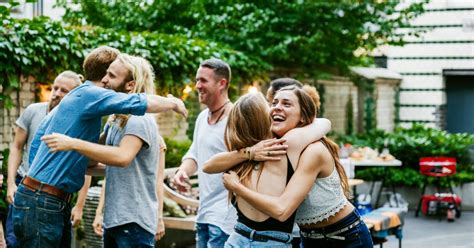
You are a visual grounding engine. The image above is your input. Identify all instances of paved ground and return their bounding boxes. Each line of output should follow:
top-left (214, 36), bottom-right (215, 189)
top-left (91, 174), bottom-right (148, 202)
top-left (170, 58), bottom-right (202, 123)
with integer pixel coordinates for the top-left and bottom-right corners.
top-left (382, 211), bottom-right (474, 248)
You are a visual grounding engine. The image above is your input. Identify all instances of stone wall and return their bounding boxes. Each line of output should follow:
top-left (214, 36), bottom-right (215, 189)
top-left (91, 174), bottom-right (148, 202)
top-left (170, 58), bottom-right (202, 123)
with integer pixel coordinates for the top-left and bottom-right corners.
top-left (318, 77), bottom-right (358, 134)
top-left (375, 79), bottom-right (400, 132)
top-left (1, 76), bottom-right (36, 151)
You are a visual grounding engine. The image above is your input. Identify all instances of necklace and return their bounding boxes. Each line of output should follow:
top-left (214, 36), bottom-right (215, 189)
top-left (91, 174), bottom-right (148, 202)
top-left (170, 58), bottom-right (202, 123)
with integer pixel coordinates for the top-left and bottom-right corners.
top-left (208, 100), bottom-right (230, 124)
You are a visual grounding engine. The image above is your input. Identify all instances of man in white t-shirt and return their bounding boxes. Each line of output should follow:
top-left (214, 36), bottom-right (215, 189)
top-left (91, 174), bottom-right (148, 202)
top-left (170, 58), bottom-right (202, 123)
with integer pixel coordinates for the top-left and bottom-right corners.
top-left (173, 58), bottom-right (237, 247)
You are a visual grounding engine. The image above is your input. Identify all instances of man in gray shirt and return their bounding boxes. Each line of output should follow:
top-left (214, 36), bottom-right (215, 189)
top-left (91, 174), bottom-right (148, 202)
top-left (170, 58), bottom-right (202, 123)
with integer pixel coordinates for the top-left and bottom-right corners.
top-left (5, 71), bottom-right (91, 247)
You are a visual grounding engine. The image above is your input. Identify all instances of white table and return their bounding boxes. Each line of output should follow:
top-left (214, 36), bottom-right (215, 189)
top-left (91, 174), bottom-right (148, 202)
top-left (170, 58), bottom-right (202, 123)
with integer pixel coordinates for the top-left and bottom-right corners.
top-left (350, 159), bottom-right (403, 207)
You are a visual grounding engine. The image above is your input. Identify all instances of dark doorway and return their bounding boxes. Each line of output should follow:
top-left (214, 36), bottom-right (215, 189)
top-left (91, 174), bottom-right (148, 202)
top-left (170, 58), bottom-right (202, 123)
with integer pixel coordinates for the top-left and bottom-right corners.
top-left (445, 74), bottom-right (474, 134)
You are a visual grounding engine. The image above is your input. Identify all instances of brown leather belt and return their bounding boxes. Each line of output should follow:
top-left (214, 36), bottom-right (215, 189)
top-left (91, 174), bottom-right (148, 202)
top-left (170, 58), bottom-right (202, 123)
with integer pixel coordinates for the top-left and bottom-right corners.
top-left (22, 176), bottom-right (72, 203)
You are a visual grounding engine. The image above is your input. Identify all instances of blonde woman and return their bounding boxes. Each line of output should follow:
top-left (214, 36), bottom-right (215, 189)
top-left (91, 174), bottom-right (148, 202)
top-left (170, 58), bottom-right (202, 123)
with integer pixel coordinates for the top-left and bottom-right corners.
top-left (42, 54), bottom-right (166, 247)
top-left (203, 92), bottom-right (331, 247)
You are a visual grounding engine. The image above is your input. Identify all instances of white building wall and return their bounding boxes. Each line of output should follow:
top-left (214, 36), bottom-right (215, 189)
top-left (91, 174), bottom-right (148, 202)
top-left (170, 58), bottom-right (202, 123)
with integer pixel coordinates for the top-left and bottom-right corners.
top-left (382, 0), bottom-right (474, 128)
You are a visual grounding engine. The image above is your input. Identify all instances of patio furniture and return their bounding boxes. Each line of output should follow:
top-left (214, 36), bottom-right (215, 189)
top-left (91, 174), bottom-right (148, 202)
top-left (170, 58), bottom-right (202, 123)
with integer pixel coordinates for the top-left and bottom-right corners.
top-left (352, 159), bottom-right (402, 207)
top-left (163, 168), bottom-right (198, 231)
top-left (362, 207), bottom-right (405, 248)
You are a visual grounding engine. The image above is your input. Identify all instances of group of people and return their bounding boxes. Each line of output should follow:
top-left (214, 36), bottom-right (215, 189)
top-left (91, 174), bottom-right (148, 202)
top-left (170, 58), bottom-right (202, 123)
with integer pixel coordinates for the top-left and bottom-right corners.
top-left (4, 44), bottom-right (373, 248)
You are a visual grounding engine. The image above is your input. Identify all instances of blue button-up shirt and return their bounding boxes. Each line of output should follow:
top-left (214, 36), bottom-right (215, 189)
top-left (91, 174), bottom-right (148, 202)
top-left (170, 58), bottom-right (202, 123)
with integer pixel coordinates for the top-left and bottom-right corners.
top-left (28, 81), bottom-right (148, 192)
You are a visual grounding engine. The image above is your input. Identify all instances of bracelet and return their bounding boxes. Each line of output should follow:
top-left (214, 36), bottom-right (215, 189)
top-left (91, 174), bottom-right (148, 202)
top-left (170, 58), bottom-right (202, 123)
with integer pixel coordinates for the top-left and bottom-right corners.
top-left (241, 147), bottom-right (254, 161)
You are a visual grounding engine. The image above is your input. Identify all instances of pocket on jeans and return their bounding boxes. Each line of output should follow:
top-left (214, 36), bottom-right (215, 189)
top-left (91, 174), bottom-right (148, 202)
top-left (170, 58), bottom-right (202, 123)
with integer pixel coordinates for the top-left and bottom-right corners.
top-left (37, 206), bottom-right (66, 243)
top-left (37, 197), bottom-right (65, 213)
top-left (12, 202), bottom-right (34, 240)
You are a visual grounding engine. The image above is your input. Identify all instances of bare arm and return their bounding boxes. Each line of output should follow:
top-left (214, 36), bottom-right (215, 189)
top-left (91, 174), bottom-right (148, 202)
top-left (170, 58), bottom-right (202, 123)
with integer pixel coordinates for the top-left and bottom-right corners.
top-left (155, 140), bottom-right (166, 241)
top-left (223, 143), bottom-right (325, 222)
top-left (146, 94), bottom-right (188, 118)
top-left (7, 127), bottom-right (27, 204)
top-left (284, 118), bottom-right (331, 166)
top-left (71, 175), bottom-right (92, 227)
top-left (203, 118), bottom-right (330, 174)
top-left (93, 181), bottom-right (106, 237)
top-left (203, 138), bottom-right (288, 174)
top-left (42, 133), bottom-right (143, 167)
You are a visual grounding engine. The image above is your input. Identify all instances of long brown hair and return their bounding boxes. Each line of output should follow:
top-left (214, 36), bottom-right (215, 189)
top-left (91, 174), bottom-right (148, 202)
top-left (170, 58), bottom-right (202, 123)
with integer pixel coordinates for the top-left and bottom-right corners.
top-left (224, 93), bottom-right (272, 193)
top-left (279, 85), bottom-right (351, 199)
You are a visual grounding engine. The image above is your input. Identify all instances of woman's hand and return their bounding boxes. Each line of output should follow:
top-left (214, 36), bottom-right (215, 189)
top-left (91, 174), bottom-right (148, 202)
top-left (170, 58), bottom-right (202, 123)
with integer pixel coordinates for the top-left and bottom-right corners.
top-left (251, 138), bottom-right (288, 161)
top-left (41, 133), bottom-right (76, 152)
top-left (223, 171), bottom-right (241, 192)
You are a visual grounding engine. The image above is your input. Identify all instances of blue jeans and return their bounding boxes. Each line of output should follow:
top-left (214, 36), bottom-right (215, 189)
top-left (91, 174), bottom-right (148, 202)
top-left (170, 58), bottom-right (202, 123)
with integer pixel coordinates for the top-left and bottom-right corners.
top-left (11, 184), bottom-right (72, 248)
top-left (300, 210), bottom-right (373, 248)
top-left (6, 176), bottom-right (22, 248)
top-left (196, 223), bottom-right (229, 248)
top-left (103, 222), bottom-right (154, 248)
top-left (225, 222), bottom-right (292, 248)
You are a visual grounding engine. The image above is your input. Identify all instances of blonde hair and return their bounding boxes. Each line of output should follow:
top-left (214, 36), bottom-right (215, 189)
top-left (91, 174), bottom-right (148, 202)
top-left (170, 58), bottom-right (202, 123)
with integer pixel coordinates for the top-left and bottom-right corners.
top-left (56, 70), bottom-right (83, 87)
top-left (111, 54), bottom-right (156, 127)
top-left (225, 93), bottom-right (272, 198)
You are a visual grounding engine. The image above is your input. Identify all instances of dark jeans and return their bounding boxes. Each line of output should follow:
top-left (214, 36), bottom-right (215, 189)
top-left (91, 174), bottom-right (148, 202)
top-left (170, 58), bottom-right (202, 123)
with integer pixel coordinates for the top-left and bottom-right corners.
top-left (11, 184), bottom-right (72, 248)
top-left (300, 210), bottom-right (373, 248)
top-left (6, 176), bottom-right (22, 248)
top-left (103, 222), bottom-right (155, 248)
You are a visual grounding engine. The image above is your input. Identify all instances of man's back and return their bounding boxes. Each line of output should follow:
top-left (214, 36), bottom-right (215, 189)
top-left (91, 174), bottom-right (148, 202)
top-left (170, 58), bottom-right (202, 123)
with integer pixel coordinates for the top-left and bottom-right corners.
top-left (28, 81), bottom-right (147, 192)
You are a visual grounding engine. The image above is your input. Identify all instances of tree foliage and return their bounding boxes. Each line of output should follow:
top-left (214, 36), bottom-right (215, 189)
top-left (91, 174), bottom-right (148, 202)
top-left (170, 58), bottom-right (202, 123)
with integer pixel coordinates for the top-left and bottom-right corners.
top-left (57, 0), bottom-right (427, 71)
top-left (0, 2), bottom-right (268, 107)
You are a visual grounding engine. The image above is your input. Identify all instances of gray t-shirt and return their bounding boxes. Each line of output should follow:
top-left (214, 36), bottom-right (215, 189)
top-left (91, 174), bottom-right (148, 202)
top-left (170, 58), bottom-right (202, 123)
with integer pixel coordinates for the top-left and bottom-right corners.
top-left (103, 114), bottom-right (159, 234)
top-left (15, 102), bottom-right (48, 177)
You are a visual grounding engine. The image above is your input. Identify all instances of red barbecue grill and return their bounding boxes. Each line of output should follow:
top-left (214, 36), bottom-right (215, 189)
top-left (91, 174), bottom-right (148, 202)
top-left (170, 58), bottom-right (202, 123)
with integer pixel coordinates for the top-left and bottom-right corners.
top-left (415, 157), bottom-right (462, 221)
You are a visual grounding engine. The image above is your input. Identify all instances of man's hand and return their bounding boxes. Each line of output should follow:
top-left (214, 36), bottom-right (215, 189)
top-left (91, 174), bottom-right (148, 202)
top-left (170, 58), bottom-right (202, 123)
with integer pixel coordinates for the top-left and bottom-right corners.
top-left (155, 219), bottom-right (165, 241)
top-left (172, 168), bottom-right (190, 192)
top-left (92, 213), bottom-right (104, 237)
top-left (223, 171), bottom-right (241, 192)
top-left (70, 206), bottom-right (84, 227)
top-left (251, 138), bottom-right (288, 161)
top-left (41, 133), bottom-right (76, 152)
top-left (167, 94), bottom-right (188, 118)
top-left (6, 182), bottom-right (17, 204)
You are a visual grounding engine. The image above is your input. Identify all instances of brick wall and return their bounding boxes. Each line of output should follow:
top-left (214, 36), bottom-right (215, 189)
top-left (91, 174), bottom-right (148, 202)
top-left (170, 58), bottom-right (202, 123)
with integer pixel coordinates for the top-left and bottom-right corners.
top-left (1, 76), bottom-right (36, 151)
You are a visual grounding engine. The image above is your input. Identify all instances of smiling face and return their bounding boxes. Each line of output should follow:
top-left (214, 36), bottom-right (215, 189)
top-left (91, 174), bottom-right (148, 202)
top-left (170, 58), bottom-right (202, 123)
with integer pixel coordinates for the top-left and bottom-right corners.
top-left (195, 66), bottom-right (223, 106)
top-left (101, 59), bottom-right (131, 92)
top-left (270, 90), bottom-right (302, 137)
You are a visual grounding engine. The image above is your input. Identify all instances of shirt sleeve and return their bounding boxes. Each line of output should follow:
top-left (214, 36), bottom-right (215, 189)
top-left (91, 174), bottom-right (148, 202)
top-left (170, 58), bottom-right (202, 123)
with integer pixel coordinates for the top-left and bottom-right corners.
top-left (123, 116), bottom-right (153, 149)
top-left (83, 86), bottom-right (148, 119)
top-left (16, 104), bottom-right (34, 130)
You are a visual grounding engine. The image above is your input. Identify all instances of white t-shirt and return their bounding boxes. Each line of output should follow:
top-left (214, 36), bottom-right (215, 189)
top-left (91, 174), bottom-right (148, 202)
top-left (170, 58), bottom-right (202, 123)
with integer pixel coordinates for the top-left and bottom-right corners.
top-left (182, 109), bottom-right (237, 234)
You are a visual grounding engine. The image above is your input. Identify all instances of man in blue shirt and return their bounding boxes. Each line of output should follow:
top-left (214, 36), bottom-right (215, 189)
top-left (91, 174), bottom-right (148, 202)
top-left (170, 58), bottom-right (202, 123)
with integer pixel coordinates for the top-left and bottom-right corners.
top-left (11, 46), bottom-right (187, 248)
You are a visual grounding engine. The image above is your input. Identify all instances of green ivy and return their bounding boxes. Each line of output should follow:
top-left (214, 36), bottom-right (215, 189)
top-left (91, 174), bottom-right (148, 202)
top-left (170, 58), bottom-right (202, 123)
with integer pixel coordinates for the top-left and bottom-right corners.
top-left (0, 4), bottom-right (269, 108)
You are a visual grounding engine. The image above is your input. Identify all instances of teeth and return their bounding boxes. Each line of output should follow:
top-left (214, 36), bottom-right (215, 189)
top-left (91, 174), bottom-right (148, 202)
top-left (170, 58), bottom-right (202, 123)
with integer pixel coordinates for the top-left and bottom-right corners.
top-left (272, 115), bottom-right (285, 121)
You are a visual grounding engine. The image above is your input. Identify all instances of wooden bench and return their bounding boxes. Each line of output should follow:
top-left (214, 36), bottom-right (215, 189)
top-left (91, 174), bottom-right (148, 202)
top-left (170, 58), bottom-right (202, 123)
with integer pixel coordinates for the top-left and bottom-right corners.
top-left (163, 168), bottom-right (198, 231)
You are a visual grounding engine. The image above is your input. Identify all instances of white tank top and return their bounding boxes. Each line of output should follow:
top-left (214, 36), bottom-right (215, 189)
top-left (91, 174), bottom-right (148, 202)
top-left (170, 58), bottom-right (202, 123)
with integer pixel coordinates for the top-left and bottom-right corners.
top-left (295, 165), bottom-right (349, 225)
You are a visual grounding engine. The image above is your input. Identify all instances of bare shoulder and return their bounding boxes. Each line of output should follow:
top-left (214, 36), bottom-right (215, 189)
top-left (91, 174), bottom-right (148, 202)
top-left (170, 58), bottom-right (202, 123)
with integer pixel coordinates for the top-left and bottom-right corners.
top-left (301, 141), bottom-right (333, 164)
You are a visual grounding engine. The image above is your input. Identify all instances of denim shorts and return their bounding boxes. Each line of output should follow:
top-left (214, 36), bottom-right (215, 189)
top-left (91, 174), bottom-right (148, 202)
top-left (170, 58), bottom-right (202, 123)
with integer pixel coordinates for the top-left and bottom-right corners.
top-left (300, 210), bottom-right (373, 248)
top-left (104, 222), bottom-right (155, 248)
top-left (12, 184), bottom-right (72, 248)
top-left (225, 222), bottom-right (292, 248)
